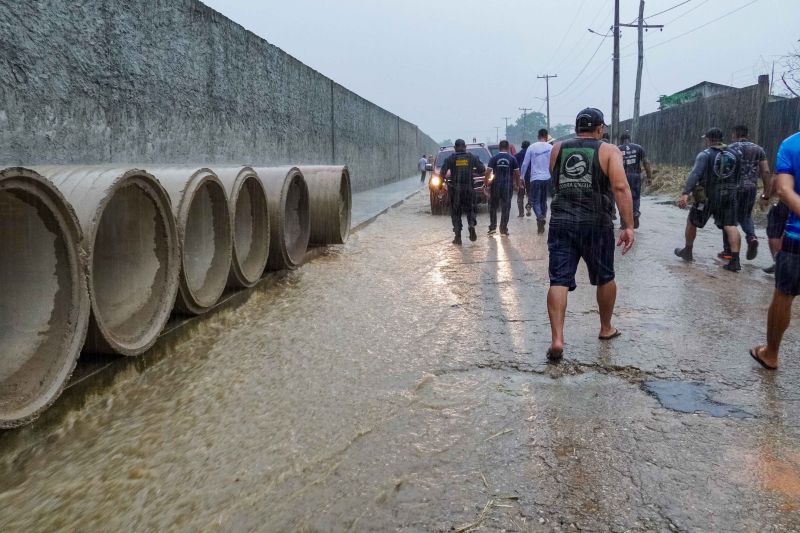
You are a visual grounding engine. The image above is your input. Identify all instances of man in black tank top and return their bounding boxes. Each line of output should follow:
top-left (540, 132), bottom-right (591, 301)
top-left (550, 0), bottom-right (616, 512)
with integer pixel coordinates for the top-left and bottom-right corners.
top-left (545, 108), bottom-right (635, 363)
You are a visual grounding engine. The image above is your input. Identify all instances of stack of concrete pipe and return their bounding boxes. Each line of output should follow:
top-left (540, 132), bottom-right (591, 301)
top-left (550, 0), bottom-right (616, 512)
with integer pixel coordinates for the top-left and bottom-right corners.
top-left (0, 163), bottom-right (351, 428)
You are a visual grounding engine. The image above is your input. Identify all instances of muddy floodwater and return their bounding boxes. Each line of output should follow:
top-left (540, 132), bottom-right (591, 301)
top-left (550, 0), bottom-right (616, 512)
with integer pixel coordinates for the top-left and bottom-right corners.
top-left (2, 192), bottom-right (800, 531)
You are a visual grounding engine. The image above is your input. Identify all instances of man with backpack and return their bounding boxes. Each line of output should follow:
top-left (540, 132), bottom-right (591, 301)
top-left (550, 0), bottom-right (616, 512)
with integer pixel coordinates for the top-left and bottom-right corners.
top-left (674, 128), bottom-right (743, 271)
top-left (618, 133), bottom-right (653, 229)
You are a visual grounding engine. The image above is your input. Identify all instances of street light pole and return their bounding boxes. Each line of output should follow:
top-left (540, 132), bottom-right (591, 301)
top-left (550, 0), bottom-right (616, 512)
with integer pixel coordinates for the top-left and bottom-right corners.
top-left (612, 0), bottom-right (620, 143)
top-left (502, 116), bottom-right (511, 139)
top-left (495, 126), bottom-right (499, 143)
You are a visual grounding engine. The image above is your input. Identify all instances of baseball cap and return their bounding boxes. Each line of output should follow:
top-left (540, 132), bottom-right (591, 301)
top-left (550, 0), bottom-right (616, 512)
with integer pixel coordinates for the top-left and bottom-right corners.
top-left (576, 108), bottom-right (606, 130)
top-left (702, 127), bottom-right (723, 141)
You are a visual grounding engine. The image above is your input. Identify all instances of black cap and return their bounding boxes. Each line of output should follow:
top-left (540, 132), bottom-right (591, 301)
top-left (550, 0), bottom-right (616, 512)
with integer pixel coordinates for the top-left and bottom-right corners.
top-left (454, 139), bottom-right (466, 148)
top-left (702, 127), bottom-right (723, 141)
top-left (576, 108), bottom-right (606, 130)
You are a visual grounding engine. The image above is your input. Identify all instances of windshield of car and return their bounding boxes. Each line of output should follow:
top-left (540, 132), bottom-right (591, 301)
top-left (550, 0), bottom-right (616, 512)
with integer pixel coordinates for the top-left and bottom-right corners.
top-left (434, 150), bottom-right (452, 168)
top-left (488, 146), bottom-right (500, 156)
top-left (468, 147), bottom-right (491, 164)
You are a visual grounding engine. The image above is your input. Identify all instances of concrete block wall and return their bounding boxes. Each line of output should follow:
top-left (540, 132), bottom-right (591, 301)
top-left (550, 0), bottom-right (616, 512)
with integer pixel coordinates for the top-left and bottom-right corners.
top-left (619, 78), bottom-right (773, 166)
top-left (0, 0), bottom-right (438, 192)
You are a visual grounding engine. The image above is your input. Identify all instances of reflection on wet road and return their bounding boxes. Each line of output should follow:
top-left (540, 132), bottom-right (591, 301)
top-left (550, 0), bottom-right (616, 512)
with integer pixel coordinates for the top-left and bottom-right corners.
top-left (2, 193), bottom-right (800, 531)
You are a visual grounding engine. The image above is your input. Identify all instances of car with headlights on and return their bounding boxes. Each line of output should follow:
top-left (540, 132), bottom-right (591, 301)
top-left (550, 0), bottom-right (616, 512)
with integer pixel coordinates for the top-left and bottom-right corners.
top-left (428, 143), bottom-right (492, 215)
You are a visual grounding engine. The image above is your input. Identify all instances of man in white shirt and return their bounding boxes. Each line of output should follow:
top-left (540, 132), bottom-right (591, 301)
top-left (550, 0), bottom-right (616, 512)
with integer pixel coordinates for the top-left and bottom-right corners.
top-left (520, 129), bottom-right (554, 234)
top-left (419, 154), bottom-right (428, 183)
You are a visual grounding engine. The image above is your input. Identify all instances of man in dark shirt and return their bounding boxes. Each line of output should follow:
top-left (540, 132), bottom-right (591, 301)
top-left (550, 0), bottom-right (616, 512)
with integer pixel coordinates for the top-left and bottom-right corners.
top-left (720, 125), bottom-right (771, 261)
top-left (439, 139), bottom-right (486, 245)
top-left (546, 108), bottom-right (635, 362)
top-left (485, 140), bottom-right (520, 236)
top-left (618, 133), bottom-right (653, 229)
top-left (514, 140), bottom-right (532, 217)
top-left (675, 127), bottom-right (743, 271)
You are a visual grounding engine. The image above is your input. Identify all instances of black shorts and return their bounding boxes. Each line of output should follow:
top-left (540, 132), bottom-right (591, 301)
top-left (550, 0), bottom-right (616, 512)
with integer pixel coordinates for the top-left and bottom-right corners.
top-left (689, 191), bottom-right (737, 228)
top-left (776, 242), bottom-right (800, 296)
top-left (767, 202), bottom-right (790, 239)
top-left (548, 224), bottom-right (615, 291)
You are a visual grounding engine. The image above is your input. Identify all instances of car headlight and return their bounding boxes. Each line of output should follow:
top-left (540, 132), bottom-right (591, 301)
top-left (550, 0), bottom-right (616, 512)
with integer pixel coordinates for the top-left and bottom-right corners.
top-left (431, 175), bottom-right (442, 187)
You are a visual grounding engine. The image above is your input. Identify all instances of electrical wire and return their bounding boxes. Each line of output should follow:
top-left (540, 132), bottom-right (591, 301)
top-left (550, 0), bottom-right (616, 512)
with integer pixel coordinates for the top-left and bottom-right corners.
top-left (551, 30), bottom-right (611, 98)
top-left (646, 0), bottom-right (760, 51)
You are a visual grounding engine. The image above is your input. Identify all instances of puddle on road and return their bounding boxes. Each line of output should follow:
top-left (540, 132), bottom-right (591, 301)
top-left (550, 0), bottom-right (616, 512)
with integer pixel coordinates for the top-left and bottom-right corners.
top-left (643, 379), bottom-right (755, 419)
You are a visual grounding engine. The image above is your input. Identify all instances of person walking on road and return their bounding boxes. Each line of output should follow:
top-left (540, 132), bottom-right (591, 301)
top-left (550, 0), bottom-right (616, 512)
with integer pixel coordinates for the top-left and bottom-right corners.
top-left (486, 140), bottom-right (520, 236)
top-left (719, 125), bottom-right (771, 261)
top-left (521, 129), bottom-right (554, 234)
top-left (618, 133), bottom-right (653, 229)
top-left (546, 108), bottom-right (635, 362)
top-left (514, 140), bottom-right (531, 217)
top-left (750, 131), bottom-right (800, 370)
top-left (440, 139), bottom-right (486, 245)
top-left (419, 154), bottom-right (429, 183)
top-left (674, 127), bottom-right (743, 271)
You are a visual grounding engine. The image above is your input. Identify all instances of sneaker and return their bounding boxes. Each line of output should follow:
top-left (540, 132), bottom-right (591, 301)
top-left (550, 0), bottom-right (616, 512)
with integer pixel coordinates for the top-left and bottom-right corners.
top-left (634, 215), bottom-right (640, 229)
top-left (674, 247), bottom-right (694, 262)
top-left (537, 219), bottom-right (545, 234)
top-left (468, 227), bottom-right (477, 242)
top-left (526, 205), bottom-right (532, 217)
top-left (452, 234), bottom-right (462, 245)
top-left (764, 263), bottom-right (776, 274)
top-left (517, 213), bottom-right (524, 218)
top-left (487, 228), bottom-right (497, 236)
top-left (717, 251), bottom-right (733, 260)
top-left (723, 260), bottom-right (741, 272)
top-left (746, 238), bottom-right (759, 260)
top-left (500, 229), bottom-right (509, 236)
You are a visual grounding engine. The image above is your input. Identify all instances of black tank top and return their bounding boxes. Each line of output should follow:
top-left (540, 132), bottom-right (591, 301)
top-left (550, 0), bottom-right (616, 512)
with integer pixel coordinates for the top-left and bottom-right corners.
top-left (550, 138), bottom-right (613, 227)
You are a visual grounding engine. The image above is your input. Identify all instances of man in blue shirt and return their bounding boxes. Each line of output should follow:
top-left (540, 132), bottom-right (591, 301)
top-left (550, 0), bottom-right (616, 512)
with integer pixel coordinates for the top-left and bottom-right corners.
top-left (485, 140), bottom-right (520, 236)
top-left (750, 131), bottom-right (800, 370)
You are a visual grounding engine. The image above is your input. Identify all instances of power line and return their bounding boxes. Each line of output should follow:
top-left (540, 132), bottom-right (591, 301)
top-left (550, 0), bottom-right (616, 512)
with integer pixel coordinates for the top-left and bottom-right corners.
top-left (646, 0), bottom-right (760, 51)
top-left (551, 30), bottom-right (611, 98)
top-left (642, 0), bottom-right (693, 22)
top-left (542, 0), bottom-right (587, 73)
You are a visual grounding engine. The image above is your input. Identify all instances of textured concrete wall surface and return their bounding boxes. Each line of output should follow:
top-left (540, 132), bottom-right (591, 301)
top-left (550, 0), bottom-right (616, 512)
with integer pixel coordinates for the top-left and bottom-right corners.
top-left (619, 79), bottom-right (786, 167)
top-left (0, 0), bottom-right (438, 191)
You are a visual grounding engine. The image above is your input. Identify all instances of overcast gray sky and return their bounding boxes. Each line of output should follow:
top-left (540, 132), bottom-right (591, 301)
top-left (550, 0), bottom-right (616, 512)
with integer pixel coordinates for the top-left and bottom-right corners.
top-left (203, 0), bottom-right (798, 143)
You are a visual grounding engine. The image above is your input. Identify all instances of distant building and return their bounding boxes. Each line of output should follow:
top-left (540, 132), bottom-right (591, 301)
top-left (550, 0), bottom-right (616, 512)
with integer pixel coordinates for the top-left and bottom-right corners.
top-left (658, 81), bottom-right (737, 110)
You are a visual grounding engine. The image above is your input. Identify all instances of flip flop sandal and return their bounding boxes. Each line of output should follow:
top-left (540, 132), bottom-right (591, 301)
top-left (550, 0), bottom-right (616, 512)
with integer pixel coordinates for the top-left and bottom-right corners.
top-left (546, 348), bottom-right (563, 362)
top-left (750, 347), bottom-right (777, 370)
top-left (599, 329), bottom-right (622, 340)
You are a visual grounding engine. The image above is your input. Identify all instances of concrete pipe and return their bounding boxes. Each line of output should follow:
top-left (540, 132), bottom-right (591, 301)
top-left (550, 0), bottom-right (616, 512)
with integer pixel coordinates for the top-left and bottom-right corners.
top-left (253, 167), bottom-right (311, 271)
top-left (298, 165), bottom-right (352, 245)
top-left (0, 168), bottom-right (90, 428)
top-left (32, 166), bottom-right (179, 356)
top-left (151, 168), bottom-right (232, 315)
top-left (214, 167), bottom-right (270, 288)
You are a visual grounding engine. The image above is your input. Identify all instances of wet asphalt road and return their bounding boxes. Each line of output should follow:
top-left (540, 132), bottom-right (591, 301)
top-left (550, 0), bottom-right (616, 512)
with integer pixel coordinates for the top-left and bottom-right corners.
top-left (2, 191), bottom-right (800, 532)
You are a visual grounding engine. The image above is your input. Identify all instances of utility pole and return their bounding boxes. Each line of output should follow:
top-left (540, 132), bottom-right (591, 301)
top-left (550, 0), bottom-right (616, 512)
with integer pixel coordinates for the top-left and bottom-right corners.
top-left (537, 74), bottom-right (557, 131)
top-left (502, 116), bottom-right (511, 138)
top-left (518, 107), bottom-right (531, 140)
top-left (495, 126), bottom-right (500, 143)
top-left (611, 0), bottom-right (620, 143)
top-left (620, 1), bottom-right (663, 139)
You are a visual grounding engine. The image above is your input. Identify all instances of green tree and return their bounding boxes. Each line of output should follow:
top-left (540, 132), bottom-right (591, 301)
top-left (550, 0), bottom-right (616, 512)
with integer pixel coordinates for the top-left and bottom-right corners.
top-left (505, 111), bottom-right (547, 145)
top-left (439, 139), bottom-right (453, 147)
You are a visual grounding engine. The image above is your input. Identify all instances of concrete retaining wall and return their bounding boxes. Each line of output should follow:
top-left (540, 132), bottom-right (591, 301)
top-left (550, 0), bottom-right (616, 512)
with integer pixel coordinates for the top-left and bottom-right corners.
top-left (0, 0), bottom-right (438, 192)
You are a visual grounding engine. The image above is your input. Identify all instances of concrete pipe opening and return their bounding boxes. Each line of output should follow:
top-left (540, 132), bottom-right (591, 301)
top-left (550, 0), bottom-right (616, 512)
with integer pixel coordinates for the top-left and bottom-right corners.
top-left (215, 167), bottom-right (270, 288)
top-left (35, 167), bottom-right (179, 356)
top-left (0, 168), bottom-right (89, 428)
top-left (299, 165), bottom-right (352, 245)
top-left (153, 168), bottom-right (232, 315)
top-left (253, 167), bottom-right (310, 271)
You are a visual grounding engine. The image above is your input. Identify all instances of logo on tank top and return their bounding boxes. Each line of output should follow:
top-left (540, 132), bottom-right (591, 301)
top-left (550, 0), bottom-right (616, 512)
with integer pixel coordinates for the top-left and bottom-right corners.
top-left (560, 148), bottom-right (594, 190)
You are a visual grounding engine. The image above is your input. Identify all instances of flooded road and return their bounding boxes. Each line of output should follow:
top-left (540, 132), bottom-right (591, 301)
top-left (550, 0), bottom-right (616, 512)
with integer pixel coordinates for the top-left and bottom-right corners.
top-left (2, 192), bottom-right (800, 531)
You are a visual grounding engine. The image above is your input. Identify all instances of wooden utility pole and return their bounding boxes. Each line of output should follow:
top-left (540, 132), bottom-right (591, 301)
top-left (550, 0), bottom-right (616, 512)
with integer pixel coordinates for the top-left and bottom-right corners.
top-left (620, 1), bottom-right (663, 140)
top-left (518, 107), bottom-right (532, 140)
top-left (537, 74), bottom-right (558, 131)
top-left (612, 0), bottom-right (620, 143)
